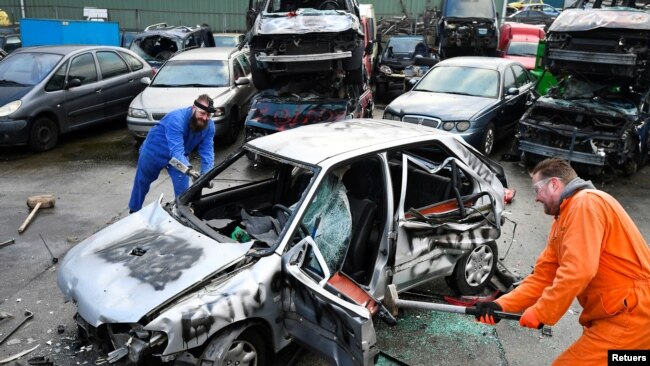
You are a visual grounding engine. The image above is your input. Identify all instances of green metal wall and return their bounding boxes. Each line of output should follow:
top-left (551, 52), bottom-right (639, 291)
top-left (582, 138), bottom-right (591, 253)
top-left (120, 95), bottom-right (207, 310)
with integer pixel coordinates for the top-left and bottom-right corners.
top-left (0, 0), bottom-right (507, 32)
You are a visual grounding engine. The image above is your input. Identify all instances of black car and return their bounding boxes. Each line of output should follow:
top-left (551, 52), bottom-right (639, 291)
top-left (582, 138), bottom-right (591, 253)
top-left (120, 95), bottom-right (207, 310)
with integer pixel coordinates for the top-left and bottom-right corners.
top-left (436, 0), bottom-right (500, 59)
top-left (374, 35), bottom-right (436, 102)
top-left (128, 23), bottom-right (216, 70)
top-left (384, 56), bottom-right (535, 155)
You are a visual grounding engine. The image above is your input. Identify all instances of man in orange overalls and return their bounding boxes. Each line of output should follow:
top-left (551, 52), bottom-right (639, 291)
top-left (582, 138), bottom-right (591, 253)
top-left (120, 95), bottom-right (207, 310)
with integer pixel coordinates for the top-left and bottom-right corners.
top-left (475, 158), bottom-right (650, 365)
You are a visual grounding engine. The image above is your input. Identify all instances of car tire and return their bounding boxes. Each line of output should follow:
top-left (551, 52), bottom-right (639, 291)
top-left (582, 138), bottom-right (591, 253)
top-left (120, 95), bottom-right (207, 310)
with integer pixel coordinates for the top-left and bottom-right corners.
top-left (199, 325), bottom-right (268, 366)
top-left (250, 53), bottom-right (271, 90)
top-left (480, 122), bottom-right (495, 156)
top-left (220, 109), bottom-right (240, 146)
top-left (28, 116), bottom-right (59, 152)
top-left (446, 241), bottom-right (498, 295)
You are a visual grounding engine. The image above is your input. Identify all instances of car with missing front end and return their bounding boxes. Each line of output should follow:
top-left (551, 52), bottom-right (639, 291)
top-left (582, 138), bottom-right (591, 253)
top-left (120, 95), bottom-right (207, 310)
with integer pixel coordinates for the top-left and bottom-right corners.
top-left (516, 5), bottom-right (650, 177)
top-left (58, 119), bottom-right (512, 366)
top-left (247, 0), bottom-right (365, 91)
top-left (436, 0), bottom-right (500, 59)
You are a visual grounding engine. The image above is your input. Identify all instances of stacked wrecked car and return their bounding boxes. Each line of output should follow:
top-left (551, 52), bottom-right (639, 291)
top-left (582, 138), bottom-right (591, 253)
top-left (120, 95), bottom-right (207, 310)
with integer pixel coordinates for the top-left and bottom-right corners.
top-left (244, 0), bottom-right (373, 140)
top-left (517, 6), bottom-right (650, 177)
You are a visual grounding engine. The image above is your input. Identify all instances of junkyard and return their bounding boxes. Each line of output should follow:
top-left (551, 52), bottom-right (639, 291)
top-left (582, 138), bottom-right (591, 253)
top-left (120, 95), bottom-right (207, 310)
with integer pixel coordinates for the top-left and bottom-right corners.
top-left (2, 0), bottom-right (650, 365)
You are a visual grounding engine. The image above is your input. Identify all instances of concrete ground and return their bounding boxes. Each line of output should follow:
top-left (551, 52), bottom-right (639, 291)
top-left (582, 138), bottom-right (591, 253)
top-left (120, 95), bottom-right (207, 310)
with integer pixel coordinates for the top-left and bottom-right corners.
top-left (1, 112), bottom-right (649, 365)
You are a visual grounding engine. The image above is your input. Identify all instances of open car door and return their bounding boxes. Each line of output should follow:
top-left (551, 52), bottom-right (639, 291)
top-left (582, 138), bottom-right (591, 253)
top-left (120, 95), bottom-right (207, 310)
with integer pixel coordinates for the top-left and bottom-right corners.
top-left (281, 237), bottom-right (379, 366)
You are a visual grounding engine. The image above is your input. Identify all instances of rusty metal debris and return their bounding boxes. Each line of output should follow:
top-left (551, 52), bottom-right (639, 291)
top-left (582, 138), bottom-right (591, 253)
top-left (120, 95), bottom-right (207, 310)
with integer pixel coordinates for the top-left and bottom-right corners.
top-left (0, 309), bottom-right (34, 346)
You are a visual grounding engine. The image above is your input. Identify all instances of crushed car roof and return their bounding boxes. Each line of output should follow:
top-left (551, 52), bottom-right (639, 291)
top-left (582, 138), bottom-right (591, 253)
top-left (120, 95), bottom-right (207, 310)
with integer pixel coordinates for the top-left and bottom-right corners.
top-left (245, 118), bottom-right (466, 165)
top-left (549, 8), bottom-right (650, 32)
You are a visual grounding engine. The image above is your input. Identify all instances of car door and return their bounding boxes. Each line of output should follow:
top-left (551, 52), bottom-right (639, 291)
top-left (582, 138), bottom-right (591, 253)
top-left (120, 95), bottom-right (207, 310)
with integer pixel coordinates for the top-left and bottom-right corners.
top-left (281, 236), bottom-right (378, 366)
top-left (61, 52), bottom-right (104, 129)
top-left (499, 64), bottom-right (531, 135)
top-left (96, 50), bottom-right (141, 120)
top-left (233, 53), bottom-right (255, 115)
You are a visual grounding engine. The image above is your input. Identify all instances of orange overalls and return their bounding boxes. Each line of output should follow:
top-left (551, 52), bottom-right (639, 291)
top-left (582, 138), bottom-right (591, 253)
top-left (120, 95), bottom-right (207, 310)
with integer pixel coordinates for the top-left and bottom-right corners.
top-left (496, 189), bottom-right (650, 365)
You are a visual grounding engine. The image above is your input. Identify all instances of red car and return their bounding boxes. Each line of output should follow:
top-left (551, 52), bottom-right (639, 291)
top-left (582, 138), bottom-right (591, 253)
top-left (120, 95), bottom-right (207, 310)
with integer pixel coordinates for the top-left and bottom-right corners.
top-left (499, 22), bottom-right (545, 70)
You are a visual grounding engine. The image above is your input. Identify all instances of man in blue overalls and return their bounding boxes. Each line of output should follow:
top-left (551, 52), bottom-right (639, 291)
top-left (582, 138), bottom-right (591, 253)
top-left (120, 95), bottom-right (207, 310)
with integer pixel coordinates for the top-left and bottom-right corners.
top-left (128, 94), bottom-right (216, 213)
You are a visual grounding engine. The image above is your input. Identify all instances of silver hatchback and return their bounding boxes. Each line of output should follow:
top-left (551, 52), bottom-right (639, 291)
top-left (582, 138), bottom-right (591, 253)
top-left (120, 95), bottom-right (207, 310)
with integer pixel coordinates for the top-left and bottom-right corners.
top-left (127, 47), bottom-right (256, 145)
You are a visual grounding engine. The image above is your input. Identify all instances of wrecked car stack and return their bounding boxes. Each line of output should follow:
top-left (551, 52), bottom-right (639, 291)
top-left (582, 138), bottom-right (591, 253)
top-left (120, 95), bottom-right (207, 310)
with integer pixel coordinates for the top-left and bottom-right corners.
top-left (517, 7), bottom-right (650, 176)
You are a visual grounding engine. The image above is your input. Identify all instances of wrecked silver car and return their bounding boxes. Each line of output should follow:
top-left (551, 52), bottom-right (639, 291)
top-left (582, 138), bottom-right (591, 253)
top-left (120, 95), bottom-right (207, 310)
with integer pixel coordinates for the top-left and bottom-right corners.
top-left (517, 7), bottom-right (650, 176)
top-left (58, 119), bottom-right (510, 365)
top-left (248, 0), bottom-right (365, 90)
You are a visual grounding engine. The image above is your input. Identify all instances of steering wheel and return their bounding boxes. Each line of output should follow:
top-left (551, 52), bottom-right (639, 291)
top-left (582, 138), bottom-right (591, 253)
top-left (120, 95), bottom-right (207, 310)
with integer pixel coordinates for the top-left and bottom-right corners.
top-left (273, 204), bottom-right (310, 239)
top-left (319, 0), bottom-right (341, 10)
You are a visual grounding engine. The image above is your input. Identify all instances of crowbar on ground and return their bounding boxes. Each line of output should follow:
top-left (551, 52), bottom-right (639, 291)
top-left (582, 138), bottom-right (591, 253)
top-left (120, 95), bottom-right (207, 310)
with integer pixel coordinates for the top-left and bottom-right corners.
top-left (0, 309), bottom-right (34, 346)
top-left (0, 238), bottom-right (15, 249)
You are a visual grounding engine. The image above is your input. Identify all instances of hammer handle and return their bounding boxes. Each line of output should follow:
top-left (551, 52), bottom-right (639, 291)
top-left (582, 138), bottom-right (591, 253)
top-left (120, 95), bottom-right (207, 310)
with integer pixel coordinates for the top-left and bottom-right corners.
top-left (18, 202), bottom-right (42, 234)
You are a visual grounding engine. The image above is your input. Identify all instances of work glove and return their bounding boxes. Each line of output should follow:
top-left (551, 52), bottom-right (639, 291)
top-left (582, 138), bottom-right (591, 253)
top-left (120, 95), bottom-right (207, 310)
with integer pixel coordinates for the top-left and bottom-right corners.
top-left (474, 301), bottom-right (502, 325)
top-left (520, 308), bottom-right (543, 329)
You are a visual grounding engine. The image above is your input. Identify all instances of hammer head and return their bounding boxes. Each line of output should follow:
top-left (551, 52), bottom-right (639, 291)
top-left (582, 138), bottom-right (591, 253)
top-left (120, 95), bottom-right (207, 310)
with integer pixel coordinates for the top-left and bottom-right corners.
top-left (384, 284), bottom-right (399, 317)
top-left (27, 194), bottom-right (56, 209)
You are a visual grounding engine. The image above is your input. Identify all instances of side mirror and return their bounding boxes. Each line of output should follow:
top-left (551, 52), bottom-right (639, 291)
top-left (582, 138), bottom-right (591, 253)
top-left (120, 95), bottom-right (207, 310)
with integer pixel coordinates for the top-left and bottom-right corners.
top-left (140, 76), bottom-right (151, 85)
top-left (235, 77), bottom-right (250, 86)
top-left (66, 78), bottom-right (82, 89)
top-left (506, 87), bottom-right (520, 96)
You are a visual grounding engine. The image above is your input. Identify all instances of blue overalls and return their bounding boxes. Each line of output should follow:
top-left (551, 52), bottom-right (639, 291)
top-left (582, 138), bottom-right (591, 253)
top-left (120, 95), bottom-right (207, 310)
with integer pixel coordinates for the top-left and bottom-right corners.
top-left (128, 106), bottom-right (215, 212)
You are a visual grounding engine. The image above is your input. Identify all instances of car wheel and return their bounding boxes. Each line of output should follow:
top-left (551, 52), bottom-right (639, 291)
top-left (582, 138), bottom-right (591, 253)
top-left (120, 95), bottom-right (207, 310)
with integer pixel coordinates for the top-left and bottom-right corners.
top-left (480, 122), bottom-right (495, 156)
top-left (250, 53), bottom-right (271, 90)
top-left (446, 241), bottom-right (497, 295)
top-left (220, 109), bottom-right (240, 146)
top-left (28, 116), bottom-right (59, 152)
top-left (199, 325), bottom-right (268, 366)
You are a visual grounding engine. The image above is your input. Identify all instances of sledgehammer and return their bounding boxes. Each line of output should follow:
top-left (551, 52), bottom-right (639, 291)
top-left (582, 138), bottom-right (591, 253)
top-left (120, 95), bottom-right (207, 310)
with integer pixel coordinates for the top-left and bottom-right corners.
top-left (18, 194), bottom-right (56, 234)
top-left (384, 284), bottom-right (521, 321)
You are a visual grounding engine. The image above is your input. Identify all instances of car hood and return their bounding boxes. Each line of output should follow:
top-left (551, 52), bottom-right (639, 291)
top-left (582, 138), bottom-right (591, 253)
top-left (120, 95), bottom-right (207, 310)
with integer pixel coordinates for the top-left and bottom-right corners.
top-left (57, 200), bottom-right (253, 327)
top-left (531, 96), bottom-right (638, 120)
top-left (256, 11), bottom-right (360, 35)
top-left (0, 85), bottom-right (32, 105)
top-left (134, 86), bottom-right (230, 110)
top-left (389, 91), bottom-right (495, 120)
top-left (246, 95), bottom-right (349, 132)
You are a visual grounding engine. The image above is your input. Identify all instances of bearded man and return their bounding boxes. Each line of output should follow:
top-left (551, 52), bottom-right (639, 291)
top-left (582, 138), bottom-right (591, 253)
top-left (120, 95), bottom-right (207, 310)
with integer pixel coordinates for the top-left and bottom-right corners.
top-left (128, 94), bottom-right (215, 213)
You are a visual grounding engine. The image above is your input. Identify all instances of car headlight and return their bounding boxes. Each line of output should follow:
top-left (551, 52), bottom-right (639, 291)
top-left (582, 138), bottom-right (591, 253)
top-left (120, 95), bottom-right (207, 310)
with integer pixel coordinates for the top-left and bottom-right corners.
top-left (214, 107), bottom-right (226, 117)
top-left (383, 111), bottom-right (401, 121)
top-left (128, 108), bottom-right (148, 118)
top-left (443, 121), bottom-right (471, 132)
top-left (456, 121), bottom-right (471, 132)
top-left (0, 100), bottom-right (22, 117)
top-left (379, 65), bottom-right (392, 75)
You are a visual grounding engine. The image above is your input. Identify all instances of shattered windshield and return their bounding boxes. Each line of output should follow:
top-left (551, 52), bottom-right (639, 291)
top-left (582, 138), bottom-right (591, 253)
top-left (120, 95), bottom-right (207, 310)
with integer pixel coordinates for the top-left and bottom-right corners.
top-left (444, 0), bottom-right (495, 18)
top-left (152, 60), bottom-right (229, 87)
top-left (415, 65), bottom-right (500, 98)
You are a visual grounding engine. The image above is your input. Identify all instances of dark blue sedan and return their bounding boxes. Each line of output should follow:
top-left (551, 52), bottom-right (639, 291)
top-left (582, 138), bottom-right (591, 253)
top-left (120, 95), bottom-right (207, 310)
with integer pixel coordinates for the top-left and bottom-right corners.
top-left (383, 56), bottom-right (535, 155)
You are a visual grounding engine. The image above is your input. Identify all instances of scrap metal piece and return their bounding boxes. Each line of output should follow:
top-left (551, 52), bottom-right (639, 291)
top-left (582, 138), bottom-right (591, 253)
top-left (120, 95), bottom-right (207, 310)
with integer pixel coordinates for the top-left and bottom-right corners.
top-left (39, 234), bottom-right (58, 264)
top-left (0, 238), bottom-right (15, 249)
top-left (0, 344), bottom-right (40, 364)
top-left (28, 356), bottom-right (54, 366)
top-left (0, 310), bottom-right (34, 346)
top-left (541, 325), bottom-right (553, 337)
top-left (106, 346), bottom-right (128, 363)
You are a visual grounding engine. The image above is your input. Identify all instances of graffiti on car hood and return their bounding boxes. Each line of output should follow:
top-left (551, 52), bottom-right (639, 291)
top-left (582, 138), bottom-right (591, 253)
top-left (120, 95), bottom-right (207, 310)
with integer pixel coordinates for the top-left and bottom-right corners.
top-left (57, 200), bottom-right (252, 326)
top-left (246, 95), bottom-right (349, 132)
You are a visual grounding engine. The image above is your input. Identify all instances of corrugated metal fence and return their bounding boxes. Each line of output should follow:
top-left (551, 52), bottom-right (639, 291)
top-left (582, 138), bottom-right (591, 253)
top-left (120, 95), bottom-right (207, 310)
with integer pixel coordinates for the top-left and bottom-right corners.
top-left (0, 0), bottom-right (511, 32)
top-left (0, 0), bottom-right (451, 32)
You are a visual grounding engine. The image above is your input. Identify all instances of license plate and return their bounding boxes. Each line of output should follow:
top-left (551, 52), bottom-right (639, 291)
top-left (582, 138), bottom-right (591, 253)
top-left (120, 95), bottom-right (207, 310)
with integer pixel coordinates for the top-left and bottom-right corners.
top-left (478, 28), bottom-right (487, 35)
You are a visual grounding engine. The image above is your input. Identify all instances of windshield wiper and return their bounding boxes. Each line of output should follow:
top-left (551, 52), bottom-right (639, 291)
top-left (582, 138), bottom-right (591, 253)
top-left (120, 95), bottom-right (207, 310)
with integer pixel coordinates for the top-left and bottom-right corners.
top-left (0, 79), bottom-right (26, 86)
top-left (444, 91), bottom-right (474, 96)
